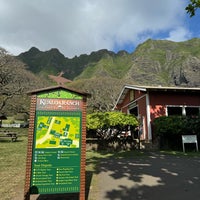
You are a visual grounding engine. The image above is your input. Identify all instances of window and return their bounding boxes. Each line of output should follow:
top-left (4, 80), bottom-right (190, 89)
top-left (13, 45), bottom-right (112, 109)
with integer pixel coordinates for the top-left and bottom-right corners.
top-left (129, 106), bottom-right (138, 116)
top-left (167, 106), bottom-right (200, 116)
top-left (130, 90), bottom-right (134, 101)
top-left (167, 107), bottom-right (182, 116)
top-left (185, 107), bottom-right (200, 116)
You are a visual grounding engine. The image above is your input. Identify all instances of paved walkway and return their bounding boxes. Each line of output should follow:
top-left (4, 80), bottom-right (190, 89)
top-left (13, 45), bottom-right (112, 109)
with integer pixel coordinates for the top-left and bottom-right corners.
top-left (88, 152), bottom-right (200, 200)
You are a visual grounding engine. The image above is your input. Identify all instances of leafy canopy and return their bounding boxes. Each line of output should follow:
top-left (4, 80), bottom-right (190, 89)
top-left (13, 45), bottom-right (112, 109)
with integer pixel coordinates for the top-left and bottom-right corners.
top-left (186, 0), bottom-right (200, 17)
top-left (86, 111), bottom-right (138, 130)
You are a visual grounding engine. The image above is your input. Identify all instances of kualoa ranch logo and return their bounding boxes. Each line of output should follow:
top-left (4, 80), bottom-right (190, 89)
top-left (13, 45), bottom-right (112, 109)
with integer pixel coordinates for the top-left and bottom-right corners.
top-left (37, 98), bottom-right (83, 111)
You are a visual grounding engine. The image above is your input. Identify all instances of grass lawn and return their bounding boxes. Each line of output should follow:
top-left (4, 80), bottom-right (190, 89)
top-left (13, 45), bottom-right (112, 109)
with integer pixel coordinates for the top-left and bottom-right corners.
top-left (0, 128), bottom-right (106, 200)
top-left (1, 128), bottom-right (200, 200)
top-left (0, 128), bottom-right (28, 200)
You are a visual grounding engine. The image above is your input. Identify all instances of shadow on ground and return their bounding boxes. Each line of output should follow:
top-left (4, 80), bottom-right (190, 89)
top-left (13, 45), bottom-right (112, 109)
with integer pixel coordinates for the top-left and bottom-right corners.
top-left (88, 151), bottom-right (200, 200)
top-left (28, 193), bottom-right (79, 200)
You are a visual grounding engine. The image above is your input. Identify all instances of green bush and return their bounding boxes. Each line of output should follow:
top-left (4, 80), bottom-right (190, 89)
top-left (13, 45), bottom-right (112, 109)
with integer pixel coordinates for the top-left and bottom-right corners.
top-left (86, 111), bottom-right (138, 130)
top-left (153, 116), bottom-right (200, 149)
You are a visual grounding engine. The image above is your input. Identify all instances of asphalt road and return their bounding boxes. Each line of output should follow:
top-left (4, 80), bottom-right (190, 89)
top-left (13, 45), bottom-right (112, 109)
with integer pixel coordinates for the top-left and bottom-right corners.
top-left (89, 152), bottom-right (200, 200)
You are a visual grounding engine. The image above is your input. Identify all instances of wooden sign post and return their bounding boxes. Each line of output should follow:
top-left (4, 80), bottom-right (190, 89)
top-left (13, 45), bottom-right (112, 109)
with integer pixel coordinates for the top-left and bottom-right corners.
top-left (24, 86), bottom-right (90, 200)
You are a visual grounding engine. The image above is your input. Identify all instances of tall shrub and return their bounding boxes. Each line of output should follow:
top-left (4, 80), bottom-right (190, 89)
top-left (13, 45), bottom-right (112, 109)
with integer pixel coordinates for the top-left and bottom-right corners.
top-left (153, 115), bottom-right (200, 149)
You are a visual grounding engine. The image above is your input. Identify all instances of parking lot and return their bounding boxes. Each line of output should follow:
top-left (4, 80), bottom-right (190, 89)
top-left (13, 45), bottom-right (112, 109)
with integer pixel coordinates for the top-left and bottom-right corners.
top-left (89, 152), bottom-right (200, 200)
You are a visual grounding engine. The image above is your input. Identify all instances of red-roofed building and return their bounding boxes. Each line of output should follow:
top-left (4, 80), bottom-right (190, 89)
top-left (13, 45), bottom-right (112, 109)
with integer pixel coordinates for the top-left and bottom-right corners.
top-left (114, 85), bottom-right (200, 142)
top-left (48, 71), bottom-right (72, 85)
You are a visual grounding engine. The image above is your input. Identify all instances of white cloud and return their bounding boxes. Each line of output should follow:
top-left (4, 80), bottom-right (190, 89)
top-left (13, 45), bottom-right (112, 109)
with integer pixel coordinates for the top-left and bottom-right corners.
top-left (0, 0), bottom-right (193, 57)
top-left (166, 27), bottom-right (192, 42)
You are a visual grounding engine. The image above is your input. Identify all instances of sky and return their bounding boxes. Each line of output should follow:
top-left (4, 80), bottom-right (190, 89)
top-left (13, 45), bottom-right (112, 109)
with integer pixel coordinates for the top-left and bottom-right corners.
top-left (0, 0), bottom-right (200, 58)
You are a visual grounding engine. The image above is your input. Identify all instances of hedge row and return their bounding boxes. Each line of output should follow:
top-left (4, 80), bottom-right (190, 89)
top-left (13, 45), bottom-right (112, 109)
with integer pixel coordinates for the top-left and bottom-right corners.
top-left (153, 116), bottom-right (200, 149)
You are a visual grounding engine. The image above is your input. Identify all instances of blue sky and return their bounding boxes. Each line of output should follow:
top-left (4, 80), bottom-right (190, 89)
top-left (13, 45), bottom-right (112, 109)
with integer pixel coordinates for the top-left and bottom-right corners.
top-left (0, 0), bottom-right (200, 58)
top-left (185, 10), bottom-right (200, 38)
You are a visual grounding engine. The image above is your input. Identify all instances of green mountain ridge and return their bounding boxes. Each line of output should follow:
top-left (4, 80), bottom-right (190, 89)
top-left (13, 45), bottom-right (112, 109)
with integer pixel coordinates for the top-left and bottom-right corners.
top-left (17, 47), bottom-right (120, 80)
top-left (16, 38), bottom-right (200, 111)
top-left (17, 38), bottom-right (200, 87)
top-left (124, 38), bottom-right (200, 87)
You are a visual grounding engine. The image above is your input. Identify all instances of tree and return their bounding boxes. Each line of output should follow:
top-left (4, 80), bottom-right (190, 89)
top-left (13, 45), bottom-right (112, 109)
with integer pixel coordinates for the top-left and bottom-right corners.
top-left (0, 47), bottom-right (48, 115)
top-left (68, 77), bottom-right (124, 112)
top-left (0, 48), bottom-right (23, 111)
top-left (86, 111), bottom-right (139, 145)
top-left (86, 111), bottom-right (138, 130)
top-left (186, 0), bottom-right (200, 17)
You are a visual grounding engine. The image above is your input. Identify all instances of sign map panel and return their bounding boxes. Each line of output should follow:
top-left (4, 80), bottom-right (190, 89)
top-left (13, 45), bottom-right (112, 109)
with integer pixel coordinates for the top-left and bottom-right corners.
top-left (30, 89), bottom-right (83, 194)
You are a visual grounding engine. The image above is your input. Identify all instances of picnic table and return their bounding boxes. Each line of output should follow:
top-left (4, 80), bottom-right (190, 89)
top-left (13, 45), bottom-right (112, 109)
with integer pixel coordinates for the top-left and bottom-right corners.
top-left (0, 131), bottom-right (18, 142)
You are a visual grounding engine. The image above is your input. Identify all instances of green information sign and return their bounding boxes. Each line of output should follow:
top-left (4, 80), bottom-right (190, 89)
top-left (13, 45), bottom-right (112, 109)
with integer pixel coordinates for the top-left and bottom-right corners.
top-left (30, 89), bottom-right (83, 194)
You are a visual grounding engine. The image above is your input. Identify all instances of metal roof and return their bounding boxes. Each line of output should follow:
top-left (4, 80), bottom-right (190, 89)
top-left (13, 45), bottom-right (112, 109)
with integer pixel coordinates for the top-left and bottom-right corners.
top-left (114, 84), bottom-right (200, 109)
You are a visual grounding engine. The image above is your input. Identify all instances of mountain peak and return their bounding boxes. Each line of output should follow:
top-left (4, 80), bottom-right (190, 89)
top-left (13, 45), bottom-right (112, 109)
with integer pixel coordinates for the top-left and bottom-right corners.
top-left (16, 39), bottom-right (200, 87)
top-left (47, 48), bottom-right (62, 54)
top-left (28, 47), bottom-right (40, 54)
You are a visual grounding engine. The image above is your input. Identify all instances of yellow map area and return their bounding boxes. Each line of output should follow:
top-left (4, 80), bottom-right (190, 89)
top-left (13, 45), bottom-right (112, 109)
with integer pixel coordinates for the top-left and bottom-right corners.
top-left (35, 116), bottom-right (80, 148)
